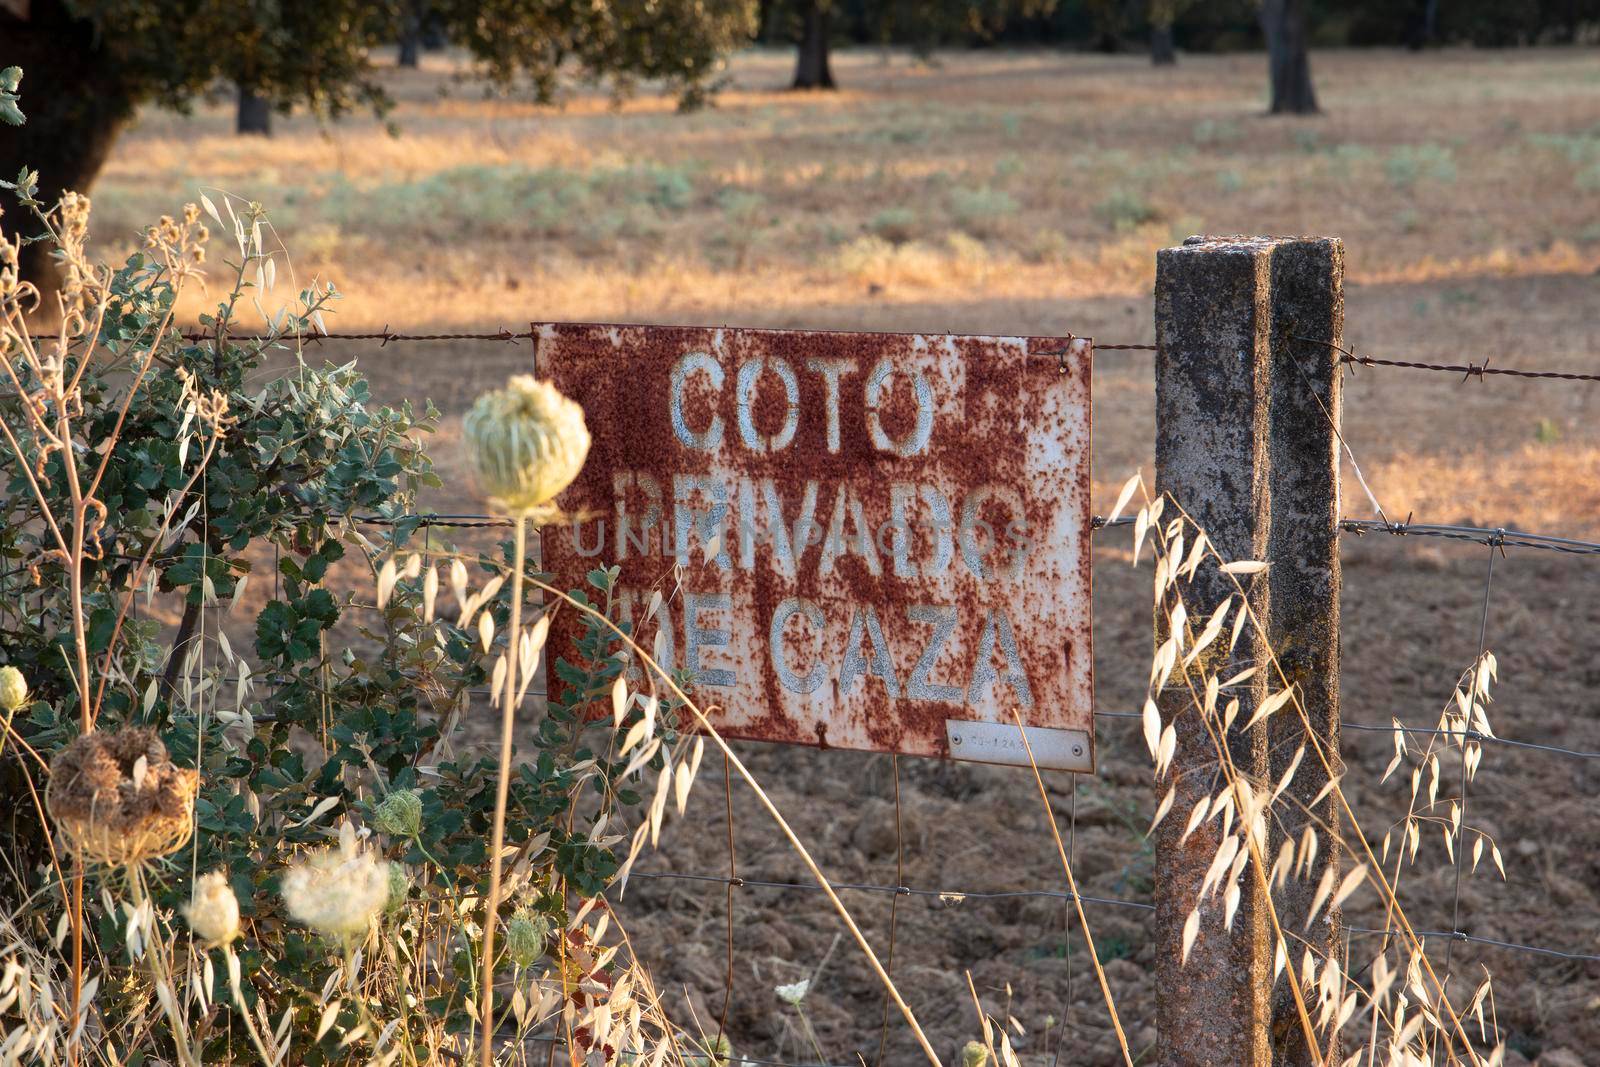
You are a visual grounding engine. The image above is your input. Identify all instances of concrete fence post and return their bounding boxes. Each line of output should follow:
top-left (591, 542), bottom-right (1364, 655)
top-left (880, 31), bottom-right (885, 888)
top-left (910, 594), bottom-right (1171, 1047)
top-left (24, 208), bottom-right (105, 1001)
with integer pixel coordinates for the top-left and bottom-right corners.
top-left (1265, 239), bottom-right (1344, 1066)
top-left (1152, 235), bottom-right (1344, 1067)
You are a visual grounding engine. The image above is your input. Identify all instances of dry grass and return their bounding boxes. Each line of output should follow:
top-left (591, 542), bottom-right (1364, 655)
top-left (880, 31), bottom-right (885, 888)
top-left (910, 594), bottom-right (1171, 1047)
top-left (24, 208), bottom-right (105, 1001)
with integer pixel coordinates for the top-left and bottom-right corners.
top-left (93, 45), bottom-right (1600, 540)
top-left (83, 43), bottom-right (1600, 1065)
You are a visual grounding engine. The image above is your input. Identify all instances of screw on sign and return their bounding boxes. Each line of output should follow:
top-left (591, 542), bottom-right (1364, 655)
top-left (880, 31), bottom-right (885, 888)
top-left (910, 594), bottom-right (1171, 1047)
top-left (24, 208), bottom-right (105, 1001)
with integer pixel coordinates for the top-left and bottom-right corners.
top-left (536, 323), bottom-right (1095, 772)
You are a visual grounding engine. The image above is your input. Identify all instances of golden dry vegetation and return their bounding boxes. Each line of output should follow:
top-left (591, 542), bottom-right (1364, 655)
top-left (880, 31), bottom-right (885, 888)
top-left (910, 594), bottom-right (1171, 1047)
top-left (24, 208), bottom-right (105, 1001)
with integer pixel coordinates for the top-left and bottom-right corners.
top-left (96, 45), bottom-right (1600, 538)
top-left (93, 45), bottom-right (1600, 1065)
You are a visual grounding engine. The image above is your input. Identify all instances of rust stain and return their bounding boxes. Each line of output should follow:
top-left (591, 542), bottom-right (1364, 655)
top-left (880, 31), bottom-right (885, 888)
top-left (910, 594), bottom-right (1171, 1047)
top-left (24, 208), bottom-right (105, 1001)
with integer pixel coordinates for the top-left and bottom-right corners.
top-left (536, 323), bottom-right (1094, 772)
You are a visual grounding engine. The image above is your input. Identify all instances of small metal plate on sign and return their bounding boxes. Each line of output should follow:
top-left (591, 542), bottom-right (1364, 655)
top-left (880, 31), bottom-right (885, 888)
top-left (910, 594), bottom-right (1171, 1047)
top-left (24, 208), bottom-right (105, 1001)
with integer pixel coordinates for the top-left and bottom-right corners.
top-left (945, 719), bottom-right (1092, 772)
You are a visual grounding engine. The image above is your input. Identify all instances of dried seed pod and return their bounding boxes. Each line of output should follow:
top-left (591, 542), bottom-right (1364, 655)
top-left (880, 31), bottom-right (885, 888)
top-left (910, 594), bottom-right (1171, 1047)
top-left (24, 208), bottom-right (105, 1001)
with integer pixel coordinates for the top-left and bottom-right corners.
top-left (46, 726), bottom-right (200, 868)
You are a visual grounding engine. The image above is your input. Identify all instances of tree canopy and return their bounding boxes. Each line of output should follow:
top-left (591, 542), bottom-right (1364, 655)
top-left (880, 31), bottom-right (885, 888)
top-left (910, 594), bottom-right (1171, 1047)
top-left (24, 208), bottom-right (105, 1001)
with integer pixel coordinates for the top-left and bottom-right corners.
top-left (0, 0), bottom-right (755, 286)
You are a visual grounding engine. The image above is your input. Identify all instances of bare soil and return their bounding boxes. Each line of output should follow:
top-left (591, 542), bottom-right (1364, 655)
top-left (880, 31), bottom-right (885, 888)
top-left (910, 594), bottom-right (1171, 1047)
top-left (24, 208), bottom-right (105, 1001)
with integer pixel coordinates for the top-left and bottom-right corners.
top-left (104, 45), bottom-right (1600, 1065)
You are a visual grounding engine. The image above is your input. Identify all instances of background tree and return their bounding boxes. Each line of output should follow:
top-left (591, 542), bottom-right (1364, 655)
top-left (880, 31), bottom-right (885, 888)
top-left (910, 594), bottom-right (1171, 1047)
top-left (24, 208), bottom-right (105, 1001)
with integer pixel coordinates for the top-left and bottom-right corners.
top-left (785, 0), bottom-right (1060, 90)
top-left (1346, 0), bottom-right (1600, 46)
top-left (1260, 0), bottom-right (1318, 114)
top-left (792, 0), bottom-right (837, 88)
top-left (236, 85), bottom-right (272, 135)
top-left (0, 0), bottom-right (755, 289)
top-left (398, 0), bottom-right (429, 68)
top-left (1148, 0), bottom-right (1196, 64)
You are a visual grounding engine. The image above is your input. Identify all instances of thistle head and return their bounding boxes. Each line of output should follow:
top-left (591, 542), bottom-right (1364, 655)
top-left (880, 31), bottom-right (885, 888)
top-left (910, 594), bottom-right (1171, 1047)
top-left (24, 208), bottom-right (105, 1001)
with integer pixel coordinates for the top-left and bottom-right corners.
top-left (463, 376), bottom-right (589, 518)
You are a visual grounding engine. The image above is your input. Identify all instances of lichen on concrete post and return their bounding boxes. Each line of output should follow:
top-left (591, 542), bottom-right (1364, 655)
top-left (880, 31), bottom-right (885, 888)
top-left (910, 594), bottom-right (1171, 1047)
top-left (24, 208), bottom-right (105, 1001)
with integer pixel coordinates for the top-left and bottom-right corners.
top-left (1154, 236), bottom-right (1277, 1067)
top-left (1264, 237), bottom-right (1344, 1067)
top-left (1152, 235), bottom-right (1345, 1066)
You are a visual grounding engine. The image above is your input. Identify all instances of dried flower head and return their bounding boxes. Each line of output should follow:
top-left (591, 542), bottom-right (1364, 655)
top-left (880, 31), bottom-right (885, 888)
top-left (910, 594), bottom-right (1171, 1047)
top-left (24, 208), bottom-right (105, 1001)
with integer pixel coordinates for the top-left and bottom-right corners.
top-left (184, 871), bottom-right (241, 946)
top-left (463, 376), bottom-right (589, 518)
top-left (372, 789), bottom-right (422, 839)
top-left (281, 822), bottom-right (389, 941)
top-left (0, 665), bottom-right (26, 713)
top-left (774, 979), bottom-right (809, 1006)
top-left (46, 726), bottom-right (200, 868)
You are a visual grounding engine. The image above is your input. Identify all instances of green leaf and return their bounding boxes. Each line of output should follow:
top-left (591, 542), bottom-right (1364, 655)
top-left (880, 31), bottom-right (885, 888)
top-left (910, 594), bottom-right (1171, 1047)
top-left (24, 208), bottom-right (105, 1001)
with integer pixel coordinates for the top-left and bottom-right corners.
top-left (0, 67), bottom-right (21, 127)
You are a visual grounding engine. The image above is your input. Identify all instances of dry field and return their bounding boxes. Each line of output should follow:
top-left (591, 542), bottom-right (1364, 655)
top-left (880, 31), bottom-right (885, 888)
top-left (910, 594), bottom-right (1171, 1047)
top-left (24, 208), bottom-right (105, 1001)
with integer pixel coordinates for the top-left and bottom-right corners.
top-left (92, 45), bottom-right (1600, 1064)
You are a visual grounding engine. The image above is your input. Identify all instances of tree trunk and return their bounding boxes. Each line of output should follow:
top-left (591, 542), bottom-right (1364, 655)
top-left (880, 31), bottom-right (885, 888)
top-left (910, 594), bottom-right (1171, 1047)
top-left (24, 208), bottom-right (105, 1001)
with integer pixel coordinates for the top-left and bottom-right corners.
top-left (398, 0), bottom-right (424, 67)
top-left (1259, 0), bottom-right (1318, 115)
top-left (0, 0), bottom-right (134, 300)
top-left (236, 85), bottom-right (272, 136)
top-left (1150, 22), bottom-right (1177, 65)
top-left (398, 30), bottom-right (421, 68)
top-left (792, 0), bottom-right (835, 90)
top-left (1404, 0), bottom-right (1438, 50)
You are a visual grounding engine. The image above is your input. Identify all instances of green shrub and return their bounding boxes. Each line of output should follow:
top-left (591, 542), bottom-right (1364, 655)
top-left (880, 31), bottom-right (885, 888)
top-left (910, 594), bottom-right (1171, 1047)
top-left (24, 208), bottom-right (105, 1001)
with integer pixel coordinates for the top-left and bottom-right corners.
top-left (0, 181), bottom-right (691, 1063)
top-left (1095, 189), bottom-right (1160, 231)
top-left (869, 206), bottom-right (919, 243)
top-left (949, 185), bottom-right (1018, 236)
top-left (1385, 144), bottom-right (1457, 190)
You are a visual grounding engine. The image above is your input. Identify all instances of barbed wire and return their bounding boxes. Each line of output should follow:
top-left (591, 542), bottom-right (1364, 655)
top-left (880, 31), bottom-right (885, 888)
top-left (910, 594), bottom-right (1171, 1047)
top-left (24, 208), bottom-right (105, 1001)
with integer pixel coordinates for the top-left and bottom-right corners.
top-left (81, 320), bottom-right (1591, 1049)
top-left (627, 869), bottom-right (1154, 912)
top-left (1094, 709), bottom-right (1600, 762)
top-left (33, 327), bottom-right (1600, 385)
top-left (520, 1030), bottom-right (859, 1067)
top-left (1292, 336), bottom-right (1600, 385)
top-left (354, 510), bottom-right (1600, 558)
top-left (1338, 719), bottom-right (1600, 762)
top-left (621, 869), bottom-right (1600, 964)
top-left (1340, 519), bottom-right (1600, 556)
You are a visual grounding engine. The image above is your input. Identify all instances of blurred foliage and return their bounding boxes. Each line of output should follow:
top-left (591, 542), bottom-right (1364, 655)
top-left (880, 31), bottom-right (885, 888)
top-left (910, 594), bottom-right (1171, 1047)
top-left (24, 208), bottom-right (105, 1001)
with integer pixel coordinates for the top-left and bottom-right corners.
top-left (0, 0), bottom-right (755, 286)
top-left (23, 0), bottom-right (754, 115)
top-left (780, 0), bottom-right (1600, 50)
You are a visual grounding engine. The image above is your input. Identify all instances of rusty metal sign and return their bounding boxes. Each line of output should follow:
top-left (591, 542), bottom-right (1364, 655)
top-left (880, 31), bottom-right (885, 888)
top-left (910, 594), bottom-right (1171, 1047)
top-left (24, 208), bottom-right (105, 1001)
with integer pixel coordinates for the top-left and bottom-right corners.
top-left (536, 324), bottom-right (1094, 772)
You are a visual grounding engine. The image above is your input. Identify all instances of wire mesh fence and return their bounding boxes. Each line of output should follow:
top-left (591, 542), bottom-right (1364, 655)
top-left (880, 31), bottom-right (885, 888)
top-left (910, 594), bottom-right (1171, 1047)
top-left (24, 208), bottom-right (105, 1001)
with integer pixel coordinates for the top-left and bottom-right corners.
top-left (114, 325), bottom-right (1600, 1063)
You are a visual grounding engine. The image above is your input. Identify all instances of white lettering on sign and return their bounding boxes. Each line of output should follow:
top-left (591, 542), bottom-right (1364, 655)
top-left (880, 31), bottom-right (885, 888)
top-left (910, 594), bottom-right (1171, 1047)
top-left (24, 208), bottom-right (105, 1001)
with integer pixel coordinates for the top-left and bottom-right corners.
top-left (538, 324), bottom-right (1094, 772)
